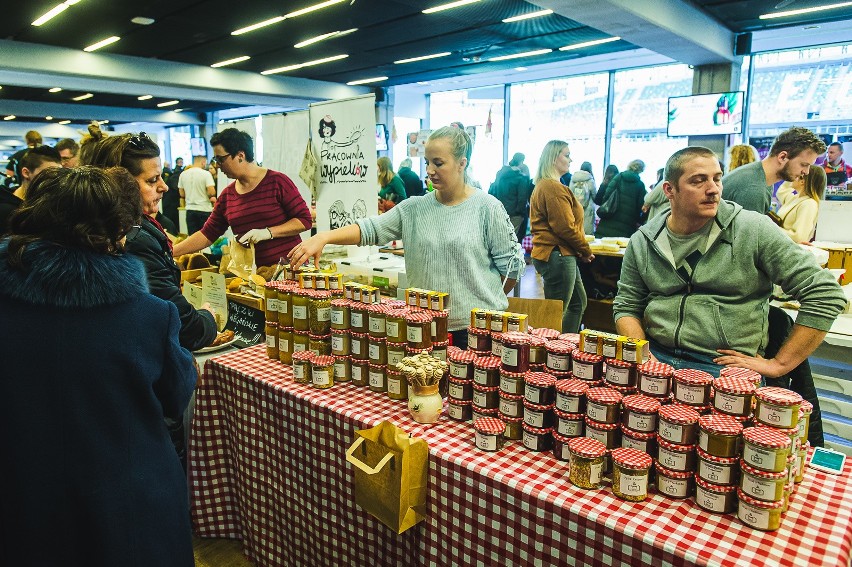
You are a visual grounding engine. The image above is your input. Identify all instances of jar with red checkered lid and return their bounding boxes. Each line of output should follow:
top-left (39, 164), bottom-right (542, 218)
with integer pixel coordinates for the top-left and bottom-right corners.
top-left (530, 327), bottom-right (560, 341)
top-left (558, 332), bottom-right (581, 345)
top-left (742, 427), bottom-right (791, 473)
top-left (431, 340), bottom-right (449, 362)
top-left (291, 350), bottom-right (314, 384)
top-left (501, 331), bottom-right (530, 374)
top-left (695, 476), bottom-right (738, 514)
top-left (368, 364), bottom-right (387, 393)
top-left (655, 463), bottom-right (694, 499)
top-left (447, 398), bottom-right (472, 422)
top-left (552, 431), bottom-right (575, 461)
top-left (719, 366), bottom-right (762, 388)
top-left (473, 417), bottom-right (506, 451)
top-left (524, 371), bottom-right (556, 405)
top-left (467, 325), bottom-right (491, 352)
top-left (333, 355), bottom-right (351, 382)
top-left (698, 413), bottom-right (743, 458)
top-left (585, 387), bottom-right (622, 424)
top-left (405, 311), bottom-right (433, 350)
top-left (309, 354), bottom-right (335, 389)
top-left (611, 447), bottom-right (653, 501)
top-left (499, 369), bottom-right (526, 395)
top-left (473, 356), bottom-right (501, 387)
top-left (798, 399), bottom-right (813, 444)
top-left (712, 375), bottom-right (756, 417)
top-left (572, 351), bottom-right (604, 382)
top-left (554, 409), bottom-right (585, 437)
top-left (620, 425), bottom-right (657, 457)
top-left (385, 306), bottom-right (409, 343)
top-left (604, 358), bottom-right (636, 388)
top-left (621, 394), bottom-right (661, 433)
top-left (522, 423), bottom-right (553, 452)
top-left (472, 384), bottom-right (500, 409)
top-left (366, 303), bottom-right (388, 338)
top-left (490, 331), bottom-right (505, 359)
top-left (737, 488), bottom-right (784, 531)
top-left (754, 422), bottom-right (801, 454)
top-left (498, 390), bottom-right (524, 418)
top-left (448, 348), bottom-right (476, 381)
top-left (472, 405), bottom-right (499, 423)
top-left (555, 379), bottom-right (589, 414)
top-left (528, 335), bottom-right (547, 365)
top-left (672, 368), bottom-right (714, 406)
top-left (502, 414), bottom-right (524, 440)
top-left (754, 387), bottom-right (802, 430)
top-left (584, 416), bottom-right (621, 450)
top-left (567, 437), bottom-right (608, 489)
top-left (387, 341), bottom-right (406, 367)
top-left (523, 399), bottom-right (555, 429)
top-left (430, 309), bottom-right (449, 343)
top-left (545, 340), bottom-right (574, 373)
top-left (637, 360), bottom-right (674, 398)
top-left (739, 460), bottom-right (786, 503)
top-left (658, 404), bottom-right (700, 445)
top-left (696, 448), bottom-right (740, 486)
top-left (351, 359), bottom-right (369, 387)
top-left (448, 376), bottom-right (473, 401)
top-left (657, 438), bottom-right (697, 472)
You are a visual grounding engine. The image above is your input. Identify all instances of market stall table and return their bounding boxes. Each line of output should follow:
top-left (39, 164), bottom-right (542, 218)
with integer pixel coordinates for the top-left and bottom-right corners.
top-left (189, 345), bottom-right (852, 567)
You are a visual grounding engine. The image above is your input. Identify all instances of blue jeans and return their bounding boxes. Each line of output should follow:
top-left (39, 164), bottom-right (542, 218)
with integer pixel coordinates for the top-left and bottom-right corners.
top-left (533, 249), bottom-right (586, 333)
top-left (649, 341), bottom-right (723, 377)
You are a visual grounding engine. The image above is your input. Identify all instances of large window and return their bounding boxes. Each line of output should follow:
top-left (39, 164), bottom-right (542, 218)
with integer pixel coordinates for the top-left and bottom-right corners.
top-left (610, 64), bottom-right (693, 187)
top-left (429, 86), bottom-right (505, 189)
top-left (508, 73), bottom-right (609, 181)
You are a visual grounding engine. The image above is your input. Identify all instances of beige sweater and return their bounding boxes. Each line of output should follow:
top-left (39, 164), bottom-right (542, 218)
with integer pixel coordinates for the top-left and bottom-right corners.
top-left (776, 182), bottom-right (819, 243)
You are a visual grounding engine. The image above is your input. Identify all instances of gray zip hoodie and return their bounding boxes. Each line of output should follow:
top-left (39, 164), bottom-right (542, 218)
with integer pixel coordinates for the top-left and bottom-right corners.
top-left (614, 200), bottom-right (846, 358)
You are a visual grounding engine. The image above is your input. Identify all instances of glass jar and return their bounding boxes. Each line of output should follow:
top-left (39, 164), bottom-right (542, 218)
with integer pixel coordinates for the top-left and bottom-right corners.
top-left (737, 488), bottom-right (783, 531)
top-left (311, 355), bottom-right (335, 389)
top-left (489, 312), bottom-right (506, 333)
top-left (620, 426), bottom-right (657, 457)
top-left (367, 304), bottom-right (388, 338)
top-left (657, 438), bottom-right (696, 472)
top-left (502, 415), bottom-right (524, 440)
top-left (795, 442), bottom-right (809, 483)
top-left (431, 341), bottom-right (449, 362)
top-left (448, 398), bottom-right (472, 422)
top-left (431, 310), bottom-right (449, 343)
top-left (265, 321), bottom-right (279, 360)
top-left (308, 333), bottom-right (331, 356)
top-left (351, 359), bottom-right (370, 387)
top-left (472, 405), bottom-right (500, 423)
top-left (448, 348), bottom-right (476, 381)
top-left (530, 327), bottom-right (560, 341)
top-left (585, 387), bottom-right (623, 424)
top-left (368, 336), bottom-right (387, 365)
top-left (386, 307), bottom-right (409, 343)
top-left (522, 424), bottom-right (553, 452)
top-left (350, 332), bottom-right (369, 361)
top-left (580, 330), bottom-right (601, 354)
top-left (308, 291), bottom-right (332, 335)
top-left (330, 298), bottom-right (351, 331)
top-left (291, 350), bottom-right (313, 384)
top-left (720, 366), bottom-right (762, 388)
top-left (473, 356), bottom-right (501, 387)
top-left (472, 384), bottom-right (499, 409)
top-left (490, 332), bottom-right (504, 359)
top-left (528, 336), bottom-right (547, 365)
top-left (277, 326), bottom-right (293, 365)
top-left (584, 417), bottom-right (620, 450)
top-left (610, 447), bottom-right (652, 502)
top-left (405, 312), bottom-right (433, 350)
top-left (620, 394), bottom-right (660, 433)
top-left (264, 282), bottom-right (279, 321)
top-left (698, 414), bottom-right (743, 458)
top-left (695, 477), bottom-right (738, 515)
top-left (292, 330), bottom-right (310, 353)
top-left (331, 329), bottom-right (350, 356)
top-left (473, 309), bottom-right (489, 330)
top-left (334, 355), bottom-right (351, 382)
top-left (712, 375), bottom-right (756, 418)
top-left (349, 303), bottom-right (368, 333)
top-left (572, 352), bottom-right (604, 382)
top-left (291, 290), bottom-right (310, 332)
top-left (524, 372), bottom-right (556, 405)
top-left (545, 340), bottom-right (574, 373)
top-left (498, 391), bottom-right (525, 418)
top-left (409, 384), bottom-right (443, 424)
top-left (658, 404), bottom-right (700, 445)
top-left (555, 379), bottom-right (589, 414)
top-left (386, 368), bottom-right (408, 400)
top-left (499, 370), bottom-right (526, 395)
top-left (368, 364), bottom-right (387, 393)
top-left (568, 437), bottom-right (607, 489)
top-left (742, 427), bottom-right (791, 473)
top-left (277, 286), bottom-right (294, 328)
top-left (604, 358), bottom-right (636, 388)
top-left (500, 332), bottom-right (530, 374)
top-left (448, 376), bottom-right (473, 401)
top-left (552, 431), bottom-right (574, 461)
top-left (798, 399), bottom-right (813, 444)
top-left (387, 341), bottom-right (406, 367)
top-left (523, 400), bottom-right (554, 429)
top-left (697, 448), bottom-right (740, 486)
top-left (672, 368), bottom-right (714, 407)
top-left (467, 326), bottom-right (491, 352)
top-left (655, 463), bottom-right (695, 499)
top-left (474, 417), bottom-right (506, 451)
top-left (739, 460), bottom-right (786, 502)
top-left (755, 387), bottom-right (803, 430)
top-left (554, 409), bottom-right (585, 437)
top-left (637, 360), bottom-right (674, 399)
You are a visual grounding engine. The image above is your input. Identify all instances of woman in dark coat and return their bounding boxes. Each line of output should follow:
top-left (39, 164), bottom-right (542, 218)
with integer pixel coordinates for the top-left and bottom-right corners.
top-left (0, 167), bottom-right (196, 566)
top-left (594, 159), bottom-right (647, 238)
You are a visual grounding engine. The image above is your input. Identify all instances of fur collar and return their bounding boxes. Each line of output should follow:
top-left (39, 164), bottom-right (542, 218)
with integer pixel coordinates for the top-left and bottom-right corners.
top-left (0, 238), bottom-right (148, 308)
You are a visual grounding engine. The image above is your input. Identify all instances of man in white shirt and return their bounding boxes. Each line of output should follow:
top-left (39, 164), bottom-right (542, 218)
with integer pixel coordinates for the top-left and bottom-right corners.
top-left (178, 155), bottom-right (216, 234)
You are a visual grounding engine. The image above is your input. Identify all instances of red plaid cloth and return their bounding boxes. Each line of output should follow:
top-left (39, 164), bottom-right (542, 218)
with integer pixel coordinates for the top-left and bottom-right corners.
top-left (522, 234), bottom-right (533, 254)
top-left (189, 346), bottom-right (852, 567)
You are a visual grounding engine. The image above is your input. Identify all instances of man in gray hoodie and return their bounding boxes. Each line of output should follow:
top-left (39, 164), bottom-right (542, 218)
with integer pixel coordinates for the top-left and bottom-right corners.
top-left (614, 146), bottom-right (846, 380)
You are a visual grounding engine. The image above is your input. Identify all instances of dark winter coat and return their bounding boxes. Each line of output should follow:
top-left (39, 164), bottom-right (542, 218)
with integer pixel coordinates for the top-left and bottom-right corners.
top-left (594, 170), bottom-right (646, 238)
top-left (0, 238), bottom-right (196, 566)
top-left (125, 216), bottom-right (217, 351)
top-left (398, 166), bottom-right (425, 197)
top-left (489, 166), bottom-right (533, 218)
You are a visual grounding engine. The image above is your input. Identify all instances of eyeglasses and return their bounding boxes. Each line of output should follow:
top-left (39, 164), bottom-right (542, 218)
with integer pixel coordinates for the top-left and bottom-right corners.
top-left (128, 132), bottom-right (154, 150)
top-left (211, 153), bottom-right (232, 165)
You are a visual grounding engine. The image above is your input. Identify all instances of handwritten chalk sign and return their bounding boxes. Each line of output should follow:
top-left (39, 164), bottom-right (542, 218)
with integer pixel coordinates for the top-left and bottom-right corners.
top-left (227, 300), bottom-right (265, 347)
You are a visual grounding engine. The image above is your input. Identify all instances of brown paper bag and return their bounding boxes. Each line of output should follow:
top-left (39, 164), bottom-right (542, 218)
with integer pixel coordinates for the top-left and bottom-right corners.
top-left (227, 242), bottom-right (256, 281)
top-left (345, 421), bottom-right (428, 534)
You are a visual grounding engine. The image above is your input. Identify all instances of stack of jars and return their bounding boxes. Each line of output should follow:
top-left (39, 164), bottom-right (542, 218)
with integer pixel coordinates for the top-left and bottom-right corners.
top-left (288, 350), bottom-right (336, 389)
top-left (522, 371), bottom-right (556, 452)
top-left (447, 346), bottom-right (477, 422)
top-left (584, 387), bottom-right (623, 460)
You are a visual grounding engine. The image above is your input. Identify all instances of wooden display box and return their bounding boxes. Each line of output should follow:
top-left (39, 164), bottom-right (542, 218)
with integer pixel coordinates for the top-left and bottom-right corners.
top-left (583, 299), bottom-right (616, 333)
top-left (826, 248), bottom-right (852, 285)
top-left (180, 266), bottom-right (217, 282)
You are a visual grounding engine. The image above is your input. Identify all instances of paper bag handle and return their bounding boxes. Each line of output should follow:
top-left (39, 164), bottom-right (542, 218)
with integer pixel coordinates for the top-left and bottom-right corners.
top-left (346, 437), bottom-right (394, 475)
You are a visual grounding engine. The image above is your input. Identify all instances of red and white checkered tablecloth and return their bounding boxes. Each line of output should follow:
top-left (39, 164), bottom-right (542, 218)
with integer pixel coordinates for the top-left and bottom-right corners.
top-left (189, 345), bottom-right (852, 567)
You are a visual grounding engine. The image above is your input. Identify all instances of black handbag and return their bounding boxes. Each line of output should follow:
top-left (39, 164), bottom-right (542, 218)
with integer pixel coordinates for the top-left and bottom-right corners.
top-left (597, 185), bottom-right (620, 219)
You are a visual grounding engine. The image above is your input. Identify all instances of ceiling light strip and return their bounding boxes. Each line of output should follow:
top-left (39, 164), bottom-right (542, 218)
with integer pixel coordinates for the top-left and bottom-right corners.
top-left (72, 93), bottom-right (93, 101)
top-left (32, 2), bottom-right (70, 27)
top-left (211, 55), bottom-right (251, 68)
top-left (347, 76), bottom-right (388, 86)
top-left (232, 16), bottom-right (285, 36)
top-left (84, 36), bottom-right (120, 52)
top-left (423, 0), bottom-right (481, 14)
top-left (4, 115), bottom-right (16, 121)
top-left (490, 48), bottom-right (552, 62)
top-left (233, 0), bottom-right (346, 35)
top-left (759, 1), bottom-right (852, 19)
top-left (261, 54), bottom-right (348, 75)
top-left (294, 31), bottom-right (340, 48)
top-left (138, 94), bottom-right (153, 100)
top-left (58, 120), bottom-right (71, 125)
top-left (394, 52), bottom-right (452, 64)
top-left (49, 87), bottom-right (63, 93)
top-left (285, 0), bottom-right (346, 19)
top-left (502, 9), bottom-right (553, 23)
top-left (157, 100), bottom-right (180, 107)
top-left (559, 36), bottom-right (621, 51)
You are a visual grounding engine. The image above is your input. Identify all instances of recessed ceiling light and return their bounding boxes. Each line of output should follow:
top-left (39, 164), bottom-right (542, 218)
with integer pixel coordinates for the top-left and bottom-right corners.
top-left (294, 28), bottom-right (357, 48)
top-left (423, 0), bottom-right (481, 14)
top-left (284, 0), bottom-right (345, 19)
top-left (72, 93), bottom-right (93, 101)
top-left (559, 36), bottom-right (621, 51)
top-left (3, 115), bottom-right (16, 121)
top-left (515, 66), bottom-right (528, 71)
top-left (84, 36), bottom-right (120, 52)
top-left (157, 100), bottom-right (180, 107)
top-left (232, 16), bottom-right (286, 36)
top-left (137, 94), bottom-right (153, 100)
top-left (416, 81), bottom-right (430, 85)
top-left (347, 76), bottom-right (388, 86)
top-left (45, 116), bottom-right (53, 120)
top-left (490, 48), bottom-right (552, 62)
top-left (211, 55), bottom-right (251, 68)
top-left (760, 1), bottom-right (852, 19)
top-left (49, 87), bottom-right (63, 93)
top-left (131, 16), bottom-right (155, 25)
top-left (32, 1), bottom-right (78, 27)
top-left (394, 52), bottom-right (452, 64)
top-left (261, 54), bottom-right (348, 75)
top-left (502, 9), bottom-right (553, 23)
top-left (58, 120), bottom-right (71, 125)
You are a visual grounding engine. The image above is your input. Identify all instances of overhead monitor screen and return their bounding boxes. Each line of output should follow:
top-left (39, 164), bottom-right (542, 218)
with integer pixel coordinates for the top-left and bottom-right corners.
top-left (667, 91), bottom-right (744, 137)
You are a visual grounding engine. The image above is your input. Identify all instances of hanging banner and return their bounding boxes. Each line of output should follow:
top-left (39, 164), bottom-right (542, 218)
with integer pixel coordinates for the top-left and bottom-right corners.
top-left (310, 94), bottom-right (378, 232)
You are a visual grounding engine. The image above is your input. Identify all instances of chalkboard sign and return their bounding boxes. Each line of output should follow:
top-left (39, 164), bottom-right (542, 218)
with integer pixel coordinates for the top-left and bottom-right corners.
top-left (226, 301), bottom-right (265, 347)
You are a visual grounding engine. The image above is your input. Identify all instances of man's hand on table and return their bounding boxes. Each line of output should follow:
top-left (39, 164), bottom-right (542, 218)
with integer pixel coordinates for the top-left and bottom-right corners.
top-left (714, 349), bottom-right (785, 378)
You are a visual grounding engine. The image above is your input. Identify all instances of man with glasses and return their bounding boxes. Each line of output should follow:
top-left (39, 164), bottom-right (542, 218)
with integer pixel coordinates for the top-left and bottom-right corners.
top-left (55, 138), bottom-right (80, 168)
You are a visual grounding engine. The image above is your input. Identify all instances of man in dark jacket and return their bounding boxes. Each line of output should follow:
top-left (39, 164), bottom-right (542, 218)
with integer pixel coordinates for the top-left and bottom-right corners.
top-left (489, 157), bottom-right (533, 243)
top-left (398, 158), bottom-right (425, 197)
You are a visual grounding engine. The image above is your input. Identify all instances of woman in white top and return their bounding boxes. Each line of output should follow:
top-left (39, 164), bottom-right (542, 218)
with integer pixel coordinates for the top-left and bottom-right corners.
top-left (776, 166), bottom-right (827, 243)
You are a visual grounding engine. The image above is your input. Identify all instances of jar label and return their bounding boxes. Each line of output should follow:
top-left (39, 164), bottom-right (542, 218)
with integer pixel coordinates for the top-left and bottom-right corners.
top-left (492, 342), bottom-right (503, 357)
top-left (351, 312), bottom-right (364, 328)
top-left (558, 418), bottom-right (582, 437)
top-left (743, 444), bottom-right (781, 471)
top-left (524, 384), bottom-right (542, 404)
top-left (369, 343), bottom-right (381, 360)
top-left (586, 401), bottom-right (609, 423)
top-left (293, 343), bottom-right (306, 352)
top-left (697, 486), bottom-right (728, 513)
top-left (622, 436), bottom-right (648, 453)
top-left (293, 305), bottom-right (308, 320)
top-left (351, 340), bottom-right (361, 355)
top-left (675, 383), bottom-right (707, 405)
top-left (450, 361), bottom-right (468, 378)
top-left (602, 342), bottom-right (617, 359)
top-left (797, 418), bottom-right (807, 441)
top-left (500, 375), bottom-right (521, 394)
top-left (473, 368), bottom-right (490, 385)
top-left (388, 379), bottom-right (401, 395)
top-left (331, 310), bottom-right (345, 325)
top-left (267, 298), bottom-right (279, 312)
top-left (332, 336), bottom-right (345, 351)
top-left (449, 382), bottom-right (466, 399)
top-left (352, 365), bottom-right (362, 381)
top-left (698, 429), bottom-right (709, 453)
top-left (473, 390), bottom-right (488, 407)
top-left (467, 334), bottom-right (478, 350)
top-left (499, 398), bottom-right (520, 417)
top-left (369, 370), bottom-right (384, 388)
top-left (315, 307), bottom-right (331, 322)
top-left (742, 473), bottom-right (781, 501)
top-left (699, 459), bottom-right (732, 485)
top-left (758, 401), bottom-right (795, 428)
top-left (388, 350), bottom-right (404, 366)
top-left (449, 404), bottom-right (465, 420)
top-left (525, 410), bottom-right (546, 428)
top-left (586, 426), bottom-right (608, 446)
top-left (476, 431), bottom-right (498, 451)
top-left (738, 500), bottom-right (771, 530)
top-left (387, 321), bottom-right (400, 339)
top-left (501, 346), bottom-right (519, 367)
top-left (369, 317), bottom-right (386, 333)
top-left (508, 321), bottom-right (520, 332)
top-left (419, 297), bottom-right (429, 309)
top-left (312, 369), bottom-right (332, 386)
top-left (278, 338), bottom-right (289, 351)
top-left (266, 334), bottom-right (276, 347)
top-left (433, 349), bottom-right (447, 362)
top-left (659, 420), bottom-right (684, 444)
top-left (659, 446), bottom-right (688, 471)
top-left (715, 391), bottom-right (746, 415)
top-left (407, 326), bottom-right (423, 343)
top-left (278, 300), bottom-right (288, 314)
top-left (658, 475), bottom-right (689, 498)
top-left (556, 393), bottom-right (580, 413)
top-left (619, 472), bottom-right (647, 497)
top-left (560, 443), bottom-right (571, 460)
top-left (640, 374), bottom-right (669, 395)
top-left (522, 431), bottom-right (539, 451)
top-left (582, 341), bottom-right (598, 354)
top-left (316, 279), bottom-right (326, 289)
top-left (547, 353), bottom-right (570, 371)
top-left (431, 321), bottom-right (436, 338)
top-left (293, 364), bottom-right (305, 380)
top-left (628, 412), bottom-right (655, 432)
top-left (606, 365), bottom-right (630, 386)
top-left (573, 361), bottom-right (594, 380)
top-left (334, 362), bottom-right (347, 378)
top-left (589, 462), bottom-right (603, 485)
